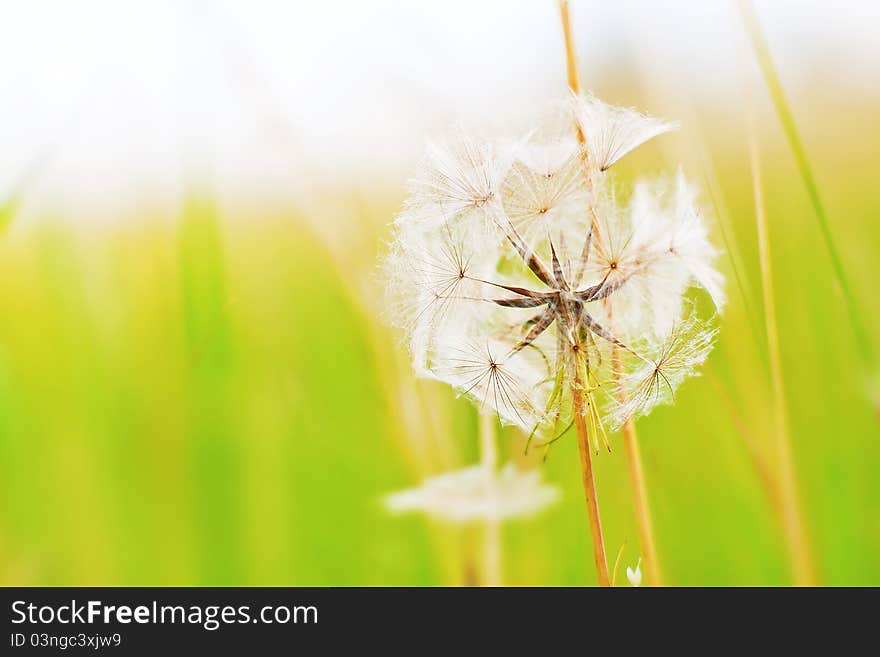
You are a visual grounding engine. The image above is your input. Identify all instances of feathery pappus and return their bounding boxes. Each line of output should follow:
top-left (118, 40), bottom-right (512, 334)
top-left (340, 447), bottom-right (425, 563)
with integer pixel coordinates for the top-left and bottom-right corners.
top-left (384, 93), bottom-right (723, 448)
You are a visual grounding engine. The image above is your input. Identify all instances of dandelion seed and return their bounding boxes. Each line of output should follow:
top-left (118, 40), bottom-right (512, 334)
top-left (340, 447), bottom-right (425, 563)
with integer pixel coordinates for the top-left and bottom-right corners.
top-left (407, 133), bottom-right (510, 236)
top-left (571, 93), bottom-right (678, 172)
top-left (501, 144), bottom-right (590, 244)
top-left (606, 314), bottom-right (718, 429)
top-left (645, 171), bottom-right (726, 311)
top-left (430, 339), bottom-right (550, 429)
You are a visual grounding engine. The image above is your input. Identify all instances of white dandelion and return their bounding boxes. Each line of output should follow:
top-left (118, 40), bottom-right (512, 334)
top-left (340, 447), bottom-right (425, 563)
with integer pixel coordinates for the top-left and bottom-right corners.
top-left (384, 463), bottom-right (560, 524)
top-left (384, 94), bottom-right (721, 440)
top-left (382, 12), bottom-right (723, 584)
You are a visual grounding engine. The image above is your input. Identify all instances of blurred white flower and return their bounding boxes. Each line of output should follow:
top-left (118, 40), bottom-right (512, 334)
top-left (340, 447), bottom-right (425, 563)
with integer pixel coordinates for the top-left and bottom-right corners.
top-left (384, 92), bottom-right (722, 441)
top-left (385, 463), bottom-right (560, 523)
top-left (626, 558), bottom-right (643, 587)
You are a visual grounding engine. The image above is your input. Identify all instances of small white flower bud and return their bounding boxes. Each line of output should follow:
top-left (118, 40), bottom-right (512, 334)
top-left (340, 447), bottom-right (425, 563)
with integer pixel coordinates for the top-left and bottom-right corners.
top-left (626, 558), bottom-right (643, 587)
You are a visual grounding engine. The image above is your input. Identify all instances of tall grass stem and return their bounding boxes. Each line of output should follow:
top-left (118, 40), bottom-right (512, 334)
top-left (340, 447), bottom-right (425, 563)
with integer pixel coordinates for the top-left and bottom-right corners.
top-left (747, 113), bottom-right (818, 586)
top-left (739, 0), bottom-right (875, 380)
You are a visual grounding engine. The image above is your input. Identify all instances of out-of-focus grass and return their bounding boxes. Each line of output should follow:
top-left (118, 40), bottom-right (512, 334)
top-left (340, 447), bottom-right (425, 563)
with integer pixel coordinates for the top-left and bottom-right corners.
top-left (740, 0), bottom-right (875, 379)
top-left (0, 97), bottom-right (879, 585)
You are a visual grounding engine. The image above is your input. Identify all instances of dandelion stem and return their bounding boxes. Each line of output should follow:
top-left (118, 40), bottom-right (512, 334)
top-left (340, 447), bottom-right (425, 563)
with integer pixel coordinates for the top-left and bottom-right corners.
top-left (560, 0), bottom-right (663, 586)
top-left (478, 411), bottom-right (502, 586)
top-left (560, 2), bottom-right (610, 585)
top-left (739, 0), bottom-right (875, 381)
top-left (748, 114), bottom-right (818, 586)
top-left (558, 0), bottom-right (604, 249)
top-left (558, 1), bottom-right (582, 96)
top-left (572, 350), bottom-right (611, 586)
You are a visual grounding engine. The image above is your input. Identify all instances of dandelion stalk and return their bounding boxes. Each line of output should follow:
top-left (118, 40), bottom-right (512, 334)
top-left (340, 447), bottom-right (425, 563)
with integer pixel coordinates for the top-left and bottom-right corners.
top-left (559, 0), bottom-right (584, 137)
top-left (747, 115), bottom-right (818, 585)
top-left (559, 0), bottom-right (662, 586)
top-left (571, 349), bottom-right (611, 586)
top-left (558, 0), bottom-right (602, 244)
top-left (559, 0), bottom-right (612, 586)
top-left (478, 411), bottom-right (502, 586)
top-left (738, 0), bottom-right (875, 387)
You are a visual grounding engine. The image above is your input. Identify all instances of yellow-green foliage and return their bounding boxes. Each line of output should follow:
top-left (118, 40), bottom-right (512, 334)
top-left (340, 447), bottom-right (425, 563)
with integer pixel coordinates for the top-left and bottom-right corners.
top-left (0, 99), bottom-right (878, 585)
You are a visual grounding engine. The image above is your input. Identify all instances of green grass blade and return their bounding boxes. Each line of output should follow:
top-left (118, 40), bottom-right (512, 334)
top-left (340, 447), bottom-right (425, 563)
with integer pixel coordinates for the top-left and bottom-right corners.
top-left (701, 161), bottom-right (767, 370)
top-left (738, 0), bottom-right (875, 376)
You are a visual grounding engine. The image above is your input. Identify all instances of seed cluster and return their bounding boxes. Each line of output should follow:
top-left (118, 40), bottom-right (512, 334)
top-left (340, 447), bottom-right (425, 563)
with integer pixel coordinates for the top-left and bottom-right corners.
top-left (385, 93), bottom-right (722, 443)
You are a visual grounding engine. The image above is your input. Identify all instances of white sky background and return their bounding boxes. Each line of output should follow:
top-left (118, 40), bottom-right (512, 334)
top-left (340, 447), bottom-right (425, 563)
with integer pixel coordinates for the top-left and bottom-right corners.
top-left (0, 0), bottom-right (878, 222)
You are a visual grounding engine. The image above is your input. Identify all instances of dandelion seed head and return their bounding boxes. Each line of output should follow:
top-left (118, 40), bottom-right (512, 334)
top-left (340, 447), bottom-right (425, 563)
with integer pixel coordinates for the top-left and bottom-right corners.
top-left (384, 92), bottom-right (723, 436)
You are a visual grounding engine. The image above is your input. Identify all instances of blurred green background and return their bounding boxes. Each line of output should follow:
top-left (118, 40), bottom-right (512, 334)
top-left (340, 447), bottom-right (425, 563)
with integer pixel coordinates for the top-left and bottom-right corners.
top-left (1, 96), bottom-right (878, 586)
top-left (1, 3), bottom-right (879, 586)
